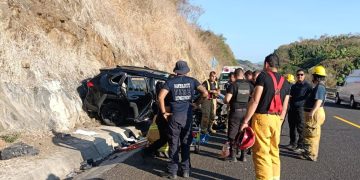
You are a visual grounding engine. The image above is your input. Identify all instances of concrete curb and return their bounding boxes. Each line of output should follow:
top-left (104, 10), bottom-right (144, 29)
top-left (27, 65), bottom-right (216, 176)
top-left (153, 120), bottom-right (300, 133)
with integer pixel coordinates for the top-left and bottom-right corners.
top-left (0, 126), bottom-right (143, 180)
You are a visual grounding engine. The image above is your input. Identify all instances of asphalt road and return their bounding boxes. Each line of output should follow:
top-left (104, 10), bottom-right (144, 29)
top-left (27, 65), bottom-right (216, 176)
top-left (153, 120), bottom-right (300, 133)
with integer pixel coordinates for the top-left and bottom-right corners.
top-left (92, 100), bottom-right (360, 180)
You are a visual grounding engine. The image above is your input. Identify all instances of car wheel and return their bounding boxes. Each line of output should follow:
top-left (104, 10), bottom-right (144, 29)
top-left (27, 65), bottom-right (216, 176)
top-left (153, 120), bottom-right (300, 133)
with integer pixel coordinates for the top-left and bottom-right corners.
top-left (335, 93), bottom-right (341, 104)
top-left (350, 96), bottom-right (357, 109)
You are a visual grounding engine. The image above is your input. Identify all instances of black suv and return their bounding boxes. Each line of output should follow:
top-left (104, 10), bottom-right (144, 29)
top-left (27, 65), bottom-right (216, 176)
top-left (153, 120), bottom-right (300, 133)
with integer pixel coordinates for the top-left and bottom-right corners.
top-left (83, 66), bottom-right (170, 126)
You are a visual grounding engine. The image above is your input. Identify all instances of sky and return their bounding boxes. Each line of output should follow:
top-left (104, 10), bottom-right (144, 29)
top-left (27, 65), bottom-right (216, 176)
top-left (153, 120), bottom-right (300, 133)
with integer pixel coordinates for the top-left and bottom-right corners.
top-left (190, 0), bottom-right (360, 63)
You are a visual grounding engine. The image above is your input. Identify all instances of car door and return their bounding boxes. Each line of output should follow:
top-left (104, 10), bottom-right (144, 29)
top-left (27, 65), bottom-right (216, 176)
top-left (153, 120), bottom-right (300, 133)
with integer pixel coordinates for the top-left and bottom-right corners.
top-left (126, 76), bottom-right (154, 122)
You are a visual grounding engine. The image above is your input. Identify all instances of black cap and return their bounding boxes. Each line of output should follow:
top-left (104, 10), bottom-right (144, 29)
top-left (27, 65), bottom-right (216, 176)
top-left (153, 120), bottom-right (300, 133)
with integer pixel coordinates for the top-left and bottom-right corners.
top-left (173, 60), bottom-right (190, 75)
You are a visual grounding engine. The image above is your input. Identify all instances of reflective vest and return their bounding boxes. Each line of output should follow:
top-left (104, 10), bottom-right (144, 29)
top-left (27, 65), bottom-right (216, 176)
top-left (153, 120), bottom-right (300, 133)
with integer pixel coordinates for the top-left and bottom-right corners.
top-left (206, 80), bottom-right (218, 91)
top-left (206, 80), bottom-right (219, 99)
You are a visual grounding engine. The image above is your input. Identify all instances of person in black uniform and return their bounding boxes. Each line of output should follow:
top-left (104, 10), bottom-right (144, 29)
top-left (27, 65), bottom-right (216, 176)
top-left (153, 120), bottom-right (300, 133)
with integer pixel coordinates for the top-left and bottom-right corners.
top-left (158, 60), bottom-right (207, 179)
top-left (287, 69), bottom-right (312, 151)
top-left (224, 68), bottom-right (252, 162)
top-left (143, 81), bottom-right (172, 157)
top-left (223, 72), bottom-right (235, 133)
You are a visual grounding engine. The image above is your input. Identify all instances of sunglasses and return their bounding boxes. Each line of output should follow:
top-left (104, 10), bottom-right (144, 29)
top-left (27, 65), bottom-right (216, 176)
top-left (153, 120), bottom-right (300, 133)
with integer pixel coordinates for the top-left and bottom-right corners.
top-left (297, 74), bottom-right (304, 76)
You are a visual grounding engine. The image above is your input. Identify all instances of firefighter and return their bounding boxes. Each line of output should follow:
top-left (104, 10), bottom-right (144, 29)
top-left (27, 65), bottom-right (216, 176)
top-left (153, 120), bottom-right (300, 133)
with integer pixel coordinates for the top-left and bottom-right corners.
top-left (158, 60), bottom-right (207, 179)
top-left (201, 71), bottom-right (220, 134)
top-left (302, 65), bottom-right (327, 161)
top-left (240, 54), bottom-right (291, 180)
top-left (285, 74), bottom-right (296, 84)
top-left (224, 68), bottom-right (252, 162)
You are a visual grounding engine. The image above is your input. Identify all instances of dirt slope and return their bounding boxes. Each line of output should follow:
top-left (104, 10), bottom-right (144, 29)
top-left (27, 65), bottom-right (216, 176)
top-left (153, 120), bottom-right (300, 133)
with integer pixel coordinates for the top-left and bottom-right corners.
top-left (0, 0), bottom-right (221, 132)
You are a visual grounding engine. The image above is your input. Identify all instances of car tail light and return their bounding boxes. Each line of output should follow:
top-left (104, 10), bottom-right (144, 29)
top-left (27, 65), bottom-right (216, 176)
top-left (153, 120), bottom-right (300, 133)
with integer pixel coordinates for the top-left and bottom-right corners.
top-left (87, 81), bottom-right (94, 88)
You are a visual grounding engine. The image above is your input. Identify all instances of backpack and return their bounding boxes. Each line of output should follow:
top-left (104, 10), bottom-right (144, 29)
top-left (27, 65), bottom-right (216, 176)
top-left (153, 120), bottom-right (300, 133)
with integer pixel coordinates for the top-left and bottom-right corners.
top-left (267, 71), bottom-right (285, 114)
top-left (235, 80), bottom-right (250, 104)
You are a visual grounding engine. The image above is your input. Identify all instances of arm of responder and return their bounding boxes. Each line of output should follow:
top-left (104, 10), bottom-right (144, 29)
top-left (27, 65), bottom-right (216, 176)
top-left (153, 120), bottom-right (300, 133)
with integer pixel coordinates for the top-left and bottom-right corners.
top-left (280, 95), bottom-right (290, 121)
top-left (158, 89), bottom-right (172, 120)
top-left (241, 85), bottom-right (263, 128)
top-left (224, 83), bottom-right (234, 104)
top-left (196, 85), bottom-right (208, 105)
top-left (309, 85), bottom-right (325, 119)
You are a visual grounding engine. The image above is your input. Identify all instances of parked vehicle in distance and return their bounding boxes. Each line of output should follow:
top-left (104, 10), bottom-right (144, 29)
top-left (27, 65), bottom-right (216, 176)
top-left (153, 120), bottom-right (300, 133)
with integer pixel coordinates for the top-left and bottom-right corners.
top-left (335, 69), bottom-right (360, 109)
top-left (83, 66), bottom-right (170, 126)
top-left (218, 66), bottom-right (243, 95)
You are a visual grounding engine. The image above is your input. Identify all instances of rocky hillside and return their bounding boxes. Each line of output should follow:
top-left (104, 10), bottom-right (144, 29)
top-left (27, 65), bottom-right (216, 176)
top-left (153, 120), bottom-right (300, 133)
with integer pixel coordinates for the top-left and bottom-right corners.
top-left (237, 59), bottom-right (262, 71)
top-left (0, 0), bottom-right (232, 133)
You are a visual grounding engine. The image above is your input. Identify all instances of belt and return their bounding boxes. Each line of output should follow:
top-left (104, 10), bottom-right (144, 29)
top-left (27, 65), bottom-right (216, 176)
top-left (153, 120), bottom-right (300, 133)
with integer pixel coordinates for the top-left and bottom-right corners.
top-left (234, 108), bottom-right (247, 112)
top-left (267, 112), bottom-right (281, 115)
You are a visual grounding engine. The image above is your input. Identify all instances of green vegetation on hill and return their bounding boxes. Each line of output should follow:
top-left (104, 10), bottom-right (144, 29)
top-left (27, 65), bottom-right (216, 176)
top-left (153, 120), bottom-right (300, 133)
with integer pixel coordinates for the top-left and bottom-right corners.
top-left (274, 34), bottom-right (360, 87)
top-left (197, 30), bottom-right (238, 66)
top-left (176, 0), bottom-right (237, 68)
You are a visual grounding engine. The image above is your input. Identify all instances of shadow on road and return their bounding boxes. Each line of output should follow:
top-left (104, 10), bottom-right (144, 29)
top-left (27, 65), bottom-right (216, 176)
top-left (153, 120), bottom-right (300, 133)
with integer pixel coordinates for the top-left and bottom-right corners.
top-left (278, 145), bottom-right (303, 160)
top-left (123, 151), bottom-right (239, 180)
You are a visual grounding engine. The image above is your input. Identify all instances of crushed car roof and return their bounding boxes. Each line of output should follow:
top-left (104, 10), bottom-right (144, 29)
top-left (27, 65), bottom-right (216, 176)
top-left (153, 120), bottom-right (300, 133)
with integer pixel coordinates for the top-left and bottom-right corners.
top-left (100, 66), bottom-right (170, 80)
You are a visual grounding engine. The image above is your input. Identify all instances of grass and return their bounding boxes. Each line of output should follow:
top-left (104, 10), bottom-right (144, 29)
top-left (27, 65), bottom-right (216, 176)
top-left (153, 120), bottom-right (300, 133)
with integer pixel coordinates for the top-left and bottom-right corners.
top-left (0, 133), bottom-right (20, 143)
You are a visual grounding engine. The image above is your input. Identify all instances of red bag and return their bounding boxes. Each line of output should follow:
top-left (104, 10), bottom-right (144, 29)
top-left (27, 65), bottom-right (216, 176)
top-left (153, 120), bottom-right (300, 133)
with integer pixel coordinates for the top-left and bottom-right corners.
top-left (267, 71), bottom-right (285, 114)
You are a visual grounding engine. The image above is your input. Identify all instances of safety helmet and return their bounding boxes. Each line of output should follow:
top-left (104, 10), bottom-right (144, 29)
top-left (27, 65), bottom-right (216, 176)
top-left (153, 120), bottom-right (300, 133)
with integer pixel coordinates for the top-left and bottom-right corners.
top-left (236, 127), bottom-right (255, 150)
top-left (285, 74), bottom-right (295, 83)
top-left (313, 65), bottom-right (327, 76)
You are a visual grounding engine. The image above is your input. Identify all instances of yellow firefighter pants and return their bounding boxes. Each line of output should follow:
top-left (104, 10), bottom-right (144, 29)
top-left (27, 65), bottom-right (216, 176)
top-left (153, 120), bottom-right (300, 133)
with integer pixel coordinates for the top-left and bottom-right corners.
top-left (303, 107), bottom-right (326, 161)
top-left (251, 113), bottom-right (282, 180)
top-left (201, 98), bottom-right (217, 131)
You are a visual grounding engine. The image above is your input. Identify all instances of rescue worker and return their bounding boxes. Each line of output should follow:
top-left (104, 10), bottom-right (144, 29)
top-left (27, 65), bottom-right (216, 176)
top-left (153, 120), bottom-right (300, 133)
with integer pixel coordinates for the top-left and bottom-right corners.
top-left (158, 60), bottom-right (207, 179)
top-left (143, 81), bottom-right (172, 158)
top-left (224, 68), bottom-right (252, 162)
top-left (245, 70), bottom-right (253, 82)
top-left (224, 72), bottom-right (235, 91)
top-left (252, 70), bottom-right (261, 85)
top-left (287, 69), bottom-right (312, 152)
top-left (280, 74), bottom-right (296, 135)
top-left (240, 54), bottom-right (291, 180)
top-left (222, 72), bottom-right (236, 133)
top-left (201, 71), bottom-right (220, 134)
top-left (285, 74), bottom-right (296, 84)
top-left (302, 65), bottom-right (327, 161)
top-left (246, 70), bottom-right (260, 156)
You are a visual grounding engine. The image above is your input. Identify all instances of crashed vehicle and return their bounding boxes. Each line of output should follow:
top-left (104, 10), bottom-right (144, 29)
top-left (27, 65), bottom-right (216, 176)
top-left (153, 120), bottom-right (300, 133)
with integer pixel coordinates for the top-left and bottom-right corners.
top-left (83, 66), bottom-right (170, 127)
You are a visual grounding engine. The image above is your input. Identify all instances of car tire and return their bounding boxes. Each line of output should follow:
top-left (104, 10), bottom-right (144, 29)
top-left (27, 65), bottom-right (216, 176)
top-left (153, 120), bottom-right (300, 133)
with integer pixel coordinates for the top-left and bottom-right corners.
top-left (335, 93), bottom-right (341, 104)
top-left (350, 96), bottom-right (357, 109)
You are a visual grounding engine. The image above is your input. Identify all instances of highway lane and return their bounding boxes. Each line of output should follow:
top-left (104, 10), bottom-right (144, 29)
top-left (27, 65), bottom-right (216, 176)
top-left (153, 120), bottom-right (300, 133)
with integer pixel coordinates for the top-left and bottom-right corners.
top-left (93, 101), bottom-right (360, 180)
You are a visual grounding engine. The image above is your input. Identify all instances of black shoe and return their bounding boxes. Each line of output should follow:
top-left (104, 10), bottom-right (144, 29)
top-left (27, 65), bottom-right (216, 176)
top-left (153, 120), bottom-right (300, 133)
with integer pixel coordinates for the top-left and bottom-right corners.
top-left (182, 171), bottom-right (190, 178)
top-left (285, 143), bottom-right (296, 150)
top-left (293, 147), bottom-right (305, 153)
top-left (247, 149), bottom-right (252, 155)
top-left (160, 171), bottom-right (178, 179)
top-left (300, 152), bottom-right (317, 162)
top-left (228, 156), bottom-right (237, 162)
